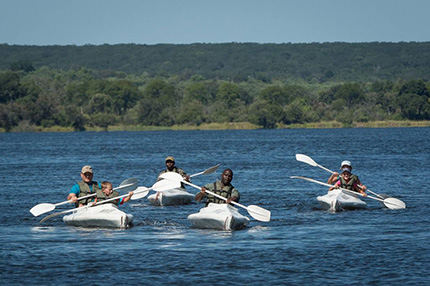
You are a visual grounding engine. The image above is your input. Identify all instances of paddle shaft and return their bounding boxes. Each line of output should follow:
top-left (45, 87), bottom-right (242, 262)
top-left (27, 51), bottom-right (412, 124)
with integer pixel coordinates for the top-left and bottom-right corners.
top-left (291, 176), bottom-right (378, 198)
top-left (57, 193), bottom-right (95, 207)
top-left (65, 181), bottom-right (137, 205)
top-left (64, 182), bottom-right (136, 205)
top-left (183, 180), bottom-right (251, 211)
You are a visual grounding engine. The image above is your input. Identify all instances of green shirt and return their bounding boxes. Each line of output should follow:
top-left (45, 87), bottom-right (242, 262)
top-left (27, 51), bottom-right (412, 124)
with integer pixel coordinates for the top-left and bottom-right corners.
top-left (203, 181), bottom-right (240, 205)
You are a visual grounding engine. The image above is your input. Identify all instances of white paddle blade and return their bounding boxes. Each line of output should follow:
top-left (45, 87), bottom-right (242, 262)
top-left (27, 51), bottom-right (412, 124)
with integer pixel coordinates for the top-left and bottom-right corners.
top-left (295, 154), bottom-right (317, 166)
top-left (130, 186), bottom-right (150, 200)
top-left (159, 172), bottom-right (184, 182)
top-left (115, 178), bottom-right (138, 192)
top-left (247, 205), bottom-right (271, 222)
top-left (384, 197), bottom-right (406, 210)
top-left (30, 203), bottom-right (55, 217)
top-left (152, 179), bottom-right (181, 192)
top-left (119, 178), bottom-right (138, 187)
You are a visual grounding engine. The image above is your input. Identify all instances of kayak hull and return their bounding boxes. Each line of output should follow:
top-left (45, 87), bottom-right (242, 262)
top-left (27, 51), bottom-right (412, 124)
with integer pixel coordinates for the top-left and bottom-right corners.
top-left (148, 188), bottom-right (195, 206)
top-left (188, 203), bottom-right (250, 230)
top-left (317, 189), bottom-right (367, 212)
top-left (63, 204), bottom-right (133, 229)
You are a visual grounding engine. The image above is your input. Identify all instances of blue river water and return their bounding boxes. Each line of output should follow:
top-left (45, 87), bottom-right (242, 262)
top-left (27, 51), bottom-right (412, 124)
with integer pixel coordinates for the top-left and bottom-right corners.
top-left (0, 128), bottom-right (429, 285)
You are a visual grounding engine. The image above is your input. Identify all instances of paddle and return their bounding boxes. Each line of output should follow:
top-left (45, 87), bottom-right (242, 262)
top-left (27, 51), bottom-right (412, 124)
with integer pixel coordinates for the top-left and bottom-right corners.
top-left (189, 164), bottom-right (221, 178)
top-left (39, 179), bottom-right (180, 224)
top-left (295, 154), bottom-right (401, 201)
top-left (30, 178), bottom-right (138, 217)
top-left (295, 154), bottom-right (335, 174)
top-left (160, 172), bottom-right (271, 222)
top-left (130, 178), bottom-right (182, 200)
top-left (290, 176), bottom-right (406, 210)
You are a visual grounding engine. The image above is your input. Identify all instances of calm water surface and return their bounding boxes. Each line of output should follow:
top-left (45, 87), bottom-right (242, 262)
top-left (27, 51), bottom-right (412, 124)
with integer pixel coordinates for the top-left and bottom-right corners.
top-left (0, 128), bottom-right (429, 285)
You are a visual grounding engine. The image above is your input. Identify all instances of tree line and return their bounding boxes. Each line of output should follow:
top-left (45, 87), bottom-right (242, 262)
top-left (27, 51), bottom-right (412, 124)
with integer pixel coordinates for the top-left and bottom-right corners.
top-left (1, 42), bottom-right (430, 83)
top-left (1, 66), bottom-right (429, 131)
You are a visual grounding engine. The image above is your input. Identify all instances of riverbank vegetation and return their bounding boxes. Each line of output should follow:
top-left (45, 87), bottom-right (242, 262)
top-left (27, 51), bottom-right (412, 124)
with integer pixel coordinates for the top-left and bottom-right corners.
top-left (1, 42), bottom-right (429, 132)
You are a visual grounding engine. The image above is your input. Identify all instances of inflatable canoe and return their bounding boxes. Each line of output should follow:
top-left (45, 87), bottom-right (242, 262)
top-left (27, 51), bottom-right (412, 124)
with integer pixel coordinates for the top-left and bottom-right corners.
top-left (63, 203), bottom-right (133, 229)
top-left (148, 188), bottom-right (195, 206)
top-left (188, 203), bottom-right (250, 230)
top-left (317, 189), bottom-right (367, 212)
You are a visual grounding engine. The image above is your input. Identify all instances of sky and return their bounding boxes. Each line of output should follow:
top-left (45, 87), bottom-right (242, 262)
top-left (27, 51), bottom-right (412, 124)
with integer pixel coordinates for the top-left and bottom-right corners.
top-left (1, 0), bottom-right (429, 46)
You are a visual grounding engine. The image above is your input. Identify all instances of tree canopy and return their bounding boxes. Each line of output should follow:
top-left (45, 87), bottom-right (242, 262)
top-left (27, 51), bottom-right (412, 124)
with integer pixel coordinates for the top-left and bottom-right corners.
top-left (1, 42), bottom-right (430, 131)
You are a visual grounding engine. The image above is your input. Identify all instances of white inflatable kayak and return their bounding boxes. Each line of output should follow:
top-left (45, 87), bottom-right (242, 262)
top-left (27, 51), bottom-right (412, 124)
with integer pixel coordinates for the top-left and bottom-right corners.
top-left (147, 188), bottom-right (195, 206)
top-left (317, 189), bottom-right (367, 212)
top-left (63, 204), bottom-right (133, 229)
top-left (188, 203), bottom-right (250, 230)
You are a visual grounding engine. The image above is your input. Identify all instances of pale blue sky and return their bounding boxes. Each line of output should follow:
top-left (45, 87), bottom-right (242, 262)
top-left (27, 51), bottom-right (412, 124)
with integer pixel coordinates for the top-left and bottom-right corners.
top-left (1, 0), bottom-right (429, 45)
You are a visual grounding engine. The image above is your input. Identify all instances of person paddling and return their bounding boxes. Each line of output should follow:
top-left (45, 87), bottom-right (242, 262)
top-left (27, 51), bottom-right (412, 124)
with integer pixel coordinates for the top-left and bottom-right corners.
top-left (195, 168), bottom-right (240, 206)
top-left (67, 165), bottom-right (101, 207)
top-left (91, 181), bottom-right (134, 206)
top-left (158, 156), bottom-right (190, 182)
top-left (330, 168), bottom-right (367, 196)
top-left (327, 160), bottom-right (367, 191)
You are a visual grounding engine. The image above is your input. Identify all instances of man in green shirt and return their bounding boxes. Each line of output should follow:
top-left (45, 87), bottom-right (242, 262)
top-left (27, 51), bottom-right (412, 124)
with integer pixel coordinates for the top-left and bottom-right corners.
top-left (195, 168), bottom-right (240, 206)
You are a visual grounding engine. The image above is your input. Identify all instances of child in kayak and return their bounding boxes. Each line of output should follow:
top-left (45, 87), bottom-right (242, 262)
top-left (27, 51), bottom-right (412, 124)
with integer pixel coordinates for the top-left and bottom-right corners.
top-left (93, 181), bottom-right (134, 206)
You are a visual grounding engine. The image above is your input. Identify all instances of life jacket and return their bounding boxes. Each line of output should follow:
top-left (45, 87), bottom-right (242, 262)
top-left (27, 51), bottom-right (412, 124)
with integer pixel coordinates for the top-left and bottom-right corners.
top-left (339, 175), bottom-right (358, 191)
top-left (96, 189), bottom-right (120, 205)
top-left (76, 180), bottom-right (100, 207)
top-left (206, 182), bottom-right (234, 206)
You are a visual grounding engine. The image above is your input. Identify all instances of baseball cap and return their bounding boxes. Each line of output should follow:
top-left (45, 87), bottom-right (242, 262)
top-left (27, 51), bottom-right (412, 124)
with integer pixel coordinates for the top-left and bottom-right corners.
top-left (340, 160), bottom-right (352, 168)
top-left (81, 165), bottom-right (93, 174)
top-left (165, 156), bottom-right (175, 162)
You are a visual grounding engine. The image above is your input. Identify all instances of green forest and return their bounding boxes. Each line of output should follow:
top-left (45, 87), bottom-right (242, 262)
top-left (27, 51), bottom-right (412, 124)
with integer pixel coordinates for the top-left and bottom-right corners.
top-left (1, 42), bottom-right (430, 131)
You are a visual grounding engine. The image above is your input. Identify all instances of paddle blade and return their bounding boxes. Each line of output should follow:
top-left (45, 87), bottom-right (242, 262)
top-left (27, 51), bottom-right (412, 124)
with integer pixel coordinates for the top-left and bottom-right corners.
top-left (40, 208), bottom-right (77, 224)
top-left (384, 197), bottom-right (406, 210)
top-left (115, 178), bottom-right (138, 192)
top-left (247, 205), bottom-right (271, 222)
top-left (120, 178), bottom-right (138, 186)
top-left (159, 172), bottom-right (183, 182)
top-left (30, 203), bottom-right (55, 217)
top-left (295, 154), bottom-right (317, 166)
top-left (203, 164), bottom-right (220, 175)
top-left (152, 179), bottom-right (181, 192)
top-left (130, 186), bottom-right (150, 200)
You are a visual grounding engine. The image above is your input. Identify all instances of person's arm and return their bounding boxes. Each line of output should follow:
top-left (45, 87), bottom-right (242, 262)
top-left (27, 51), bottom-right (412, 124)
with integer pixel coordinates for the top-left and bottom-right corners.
top-left (121, 191), bottom-right (134, 204)
top-left (226, 196), bottom-right (238, 204)
top-left (227, 188), bottom-right (240, 204)
top-left (329, 180), bottom-right (340, 191)
top-left (355, 183), bottom-right (367, 196)
top-left (67, 184), bottom-right (80, 203)
top-left (195, 187), bottom-right (207, 201)
top-left (156, 171), bottom-right (164, 182)
top-left (178, 168), bottom-right (190, 182)
top-left (327, 172), bottom-right (339, 184)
